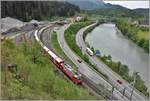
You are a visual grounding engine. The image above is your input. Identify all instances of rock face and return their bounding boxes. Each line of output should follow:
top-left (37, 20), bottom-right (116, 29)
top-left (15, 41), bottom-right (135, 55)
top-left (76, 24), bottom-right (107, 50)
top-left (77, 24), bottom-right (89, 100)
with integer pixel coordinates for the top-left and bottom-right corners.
top-left (0, 17), bottom-right (24, 33)
top-left (0, 17), bottom-right (40, 35)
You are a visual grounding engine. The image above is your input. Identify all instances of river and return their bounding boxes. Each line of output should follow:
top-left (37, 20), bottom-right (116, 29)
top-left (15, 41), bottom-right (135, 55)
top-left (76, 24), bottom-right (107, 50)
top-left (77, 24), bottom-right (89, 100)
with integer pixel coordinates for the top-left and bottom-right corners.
top-left (85, 23), bottom-right (149, 85)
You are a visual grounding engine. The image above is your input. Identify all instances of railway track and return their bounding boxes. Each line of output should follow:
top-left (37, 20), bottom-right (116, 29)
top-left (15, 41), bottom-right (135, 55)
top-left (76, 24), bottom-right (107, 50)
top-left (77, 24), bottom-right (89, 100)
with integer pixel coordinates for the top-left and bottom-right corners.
top-left (82, 74), bottom-right (115, 100)
top-left (35, 25), bottom-right (119, 100)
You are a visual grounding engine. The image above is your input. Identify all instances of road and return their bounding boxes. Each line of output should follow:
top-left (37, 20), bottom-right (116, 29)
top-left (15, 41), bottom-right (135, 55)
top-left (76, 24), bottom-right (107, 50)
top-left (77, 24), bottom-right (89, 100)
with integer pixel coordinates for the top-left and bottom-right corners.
top-left (55, 24), bottom-right (130, 100)
top-left (76, 22), bottom-right (148, 101)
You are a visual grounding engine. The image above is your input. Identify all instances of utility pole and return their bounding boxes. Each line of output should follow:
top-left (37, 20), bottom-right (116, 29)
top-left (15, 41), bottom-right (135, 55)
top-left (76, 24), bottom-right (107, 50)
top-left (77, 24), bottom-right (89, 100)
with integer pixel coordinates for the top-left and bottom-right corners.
top-left (130, 72), bottom-right (139, 100)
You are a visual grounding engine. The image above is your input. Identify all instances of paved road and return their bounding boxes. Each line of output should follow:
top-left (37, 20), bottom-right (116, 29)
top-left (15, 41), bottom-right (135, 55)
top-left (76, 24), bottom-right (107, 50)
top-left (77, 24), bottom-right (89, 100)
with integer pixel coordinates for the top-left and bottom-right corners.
top-left (76, 23), bottom-right (148, 101)
top-left (56, 24), bottom-right (130, 100)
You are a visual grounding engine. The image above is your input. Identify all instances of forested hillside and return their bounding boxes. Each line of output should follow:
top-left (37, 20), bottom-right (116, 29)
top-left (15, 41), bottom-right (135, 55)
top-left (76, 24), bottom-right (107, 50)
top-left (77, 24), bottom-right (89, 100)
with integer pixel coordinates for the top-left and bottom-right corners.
top-left (134, 8), bottom-right (149, 18)
top-left (67, 0), bottom-right (124, 10)
top-left (1, 1), bottom-right (80, 21)
top-left (87, 8), bottom-right (143, 18)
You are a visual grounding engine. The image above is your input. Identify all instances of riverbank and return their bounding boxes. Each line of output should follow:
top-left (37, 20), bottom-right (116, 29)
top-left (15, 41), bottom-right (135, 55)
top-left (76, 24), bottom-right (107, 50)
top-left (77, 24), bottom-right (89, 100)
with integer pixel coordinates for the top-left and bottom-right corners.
top-left (116, 18), bottom-right (149, 53)
top-left (98, 54), bottom-right (149, 97)
top-left (84, 23), bottom-right (149, 97)
top-left (83, 20), bottom-right (104, 41)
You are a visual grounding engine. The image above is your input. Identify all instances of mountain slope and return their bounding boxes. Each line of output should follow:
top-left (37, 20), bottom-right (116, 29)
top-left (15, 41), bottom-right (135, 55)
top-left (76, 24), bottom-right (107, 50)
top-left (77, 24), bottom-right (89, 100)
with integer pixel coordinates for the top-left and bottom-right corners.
top-left (67, 0), bottom-right (125, 10)
top-left (133, 8), bottom-right (149, 18)
top-left (67, 0), bottom-right (105, 10)
top-left (67, 0), bottom-right (148, 19)
top-left (87, 8), bottom-right (143, 18)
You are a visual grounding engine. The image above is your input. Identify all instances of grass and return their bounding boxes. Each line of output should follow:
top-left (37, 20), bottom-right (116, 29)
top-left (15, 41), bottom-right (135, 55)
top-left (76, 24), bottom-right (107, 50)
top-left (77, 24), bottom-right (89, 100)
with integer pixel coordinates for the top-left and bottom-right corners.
top-left (137, 30), bottom-right (149, 40)
top-left (1, 39), bottom-right (97, 100)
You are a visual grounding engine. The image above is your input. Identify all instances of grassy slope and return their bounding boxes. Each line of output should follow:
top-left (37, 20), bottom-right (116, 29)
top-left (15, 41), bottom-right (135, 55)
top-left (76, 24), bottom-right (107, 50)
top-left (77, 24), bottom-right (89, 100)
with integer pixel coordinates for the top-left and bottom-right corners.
top-left (137, 30), bottom-right (149, 40)
top-left (1, 39), bottom-right (96, 100)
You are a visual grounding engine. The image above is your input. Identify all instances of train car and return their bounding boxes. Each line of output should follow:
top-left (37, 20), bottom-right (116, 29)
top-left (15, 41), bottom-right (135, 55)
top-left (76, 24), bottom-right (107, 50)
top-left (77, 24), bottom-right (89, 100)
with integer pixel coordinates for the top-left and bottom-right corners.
top-left (48, 50), bottom-right (82, 84)
top-left (35, 28), bottom-right (82, 85)
top-left (43, 46), bottom-right (50, 52)
top-left (43, 46), bottom-right (82, 84)
top-left (60, 63), bottom-right (82, 84)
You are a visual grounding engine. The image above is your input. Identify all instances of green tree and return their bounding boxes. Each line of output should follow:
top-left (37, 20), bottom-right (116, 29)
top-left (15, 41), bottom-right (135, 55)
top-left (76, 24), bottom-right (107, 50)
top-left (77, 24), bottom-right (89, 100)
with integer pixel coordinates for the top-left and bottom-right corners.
top-left (30, 41), bottom-right (41, 63)
top-left (119, 65), bottom-right (129, 76)
top-left (91, 46), bottom-right (95, 53)
top-left (117, 61), bottom-right (121, 72)
top-left (107, 55), bottom-right (112, 61)
top-left (138, 39), bottom-right (145, 47)
top-left (1, 39), bottom-right (16, 84)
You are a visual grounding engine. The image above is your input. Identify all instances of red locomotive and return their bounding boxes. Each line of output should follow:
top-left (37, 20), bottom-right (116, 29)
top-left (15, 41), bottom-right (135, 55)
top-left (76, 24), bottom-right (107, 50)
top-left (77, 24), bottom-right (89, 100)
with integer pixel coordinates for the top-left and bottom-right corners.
top-left (35, 28), bottom-right (82, 84)
top-left (43, 46), bottom-right (82, 84)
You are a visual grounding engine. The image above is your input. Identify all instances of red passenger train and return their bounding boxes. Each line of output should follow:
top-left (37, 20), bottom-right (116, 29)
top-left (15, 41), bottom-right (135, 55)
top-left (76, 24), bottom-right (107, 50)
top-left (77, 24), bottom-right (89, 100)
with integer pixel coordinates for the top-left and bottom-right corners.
top-left (35, 29), bottom-right (82, 85)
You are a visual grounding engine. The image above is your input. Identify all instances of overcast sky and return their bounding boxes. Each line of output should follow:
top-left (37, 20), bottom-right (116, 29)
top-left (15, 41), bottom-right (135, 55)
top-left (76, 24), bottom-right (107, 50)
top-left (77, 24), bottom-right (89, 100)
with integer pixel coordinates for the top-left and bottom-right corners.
top-left (104, 0), bottom-right (149, 9)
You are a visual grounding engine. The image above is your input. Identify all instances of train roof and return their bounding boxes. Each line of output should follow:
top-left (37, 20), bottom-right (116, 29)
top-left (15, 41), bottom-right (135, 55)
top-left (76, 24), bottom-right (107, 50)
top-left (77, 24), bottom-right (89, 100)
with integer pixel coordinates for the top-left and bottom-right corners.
top-left (64, 63), bottom-right (81, 78)
top-left (43, 46), bottom-right (63, 63)
top-left (55, 57), bottom-right (64, 63)
top-left (43, 46), bottom-right (49, 52)
top-left (48, 50), bottom-right (57, 59)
